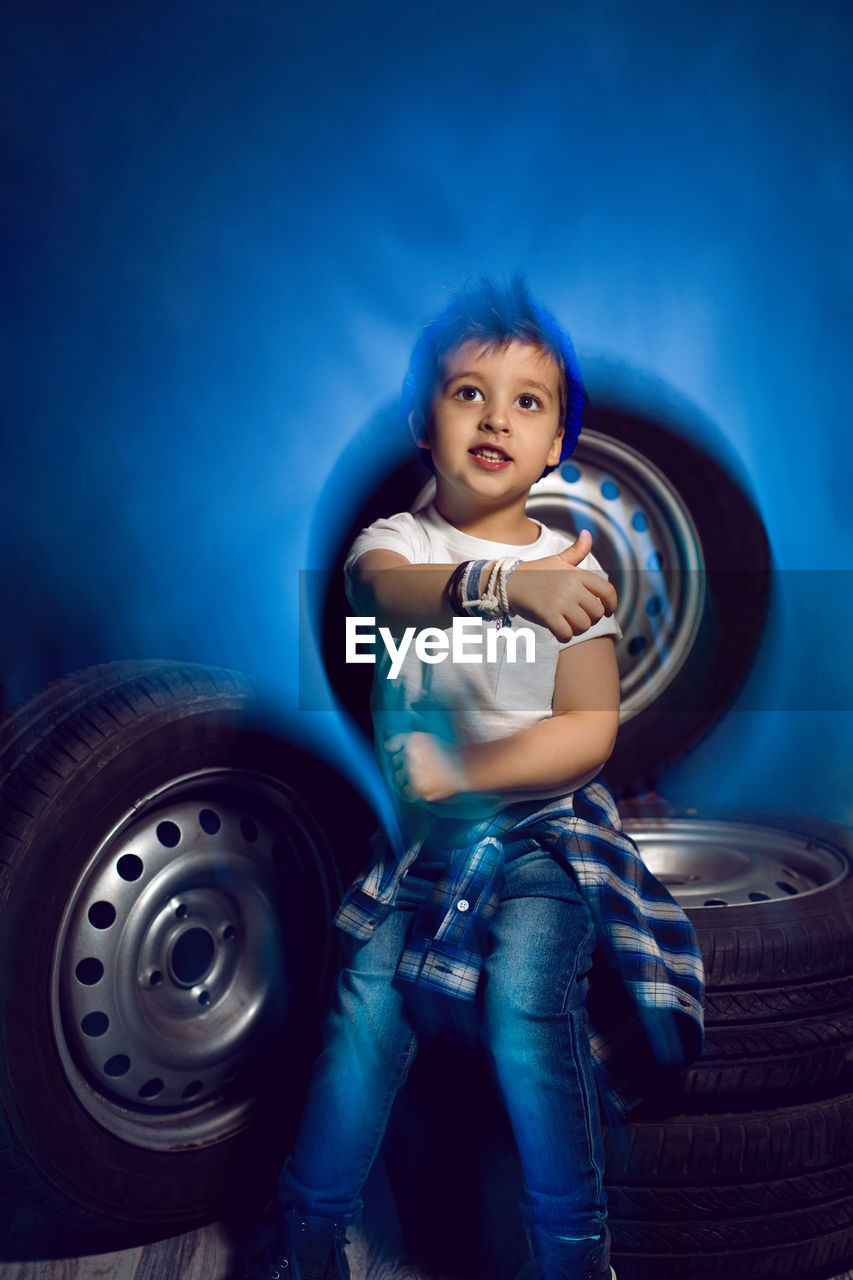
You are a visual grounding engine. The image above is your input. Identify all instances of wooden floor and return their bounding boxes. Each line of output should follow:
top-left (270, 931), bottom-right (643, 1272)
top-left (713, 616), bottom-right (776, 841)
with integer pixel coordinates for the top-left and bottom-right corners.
top-left (1, 1220), bottom-right (853, 1280)
top-left (0, 1166), bottom-right (850, 1280)
top-left (1, 1201), bottom-right (852, 1280)
top-left (0, 1202), bottom-right (427, 1280)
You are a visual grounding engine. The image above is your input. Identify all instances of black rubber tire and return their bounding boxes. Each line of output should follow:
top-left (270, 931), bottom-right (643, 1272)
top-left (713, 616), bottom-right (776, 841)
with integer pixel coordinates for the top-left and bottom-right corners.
top-left (679, 997), bottom-right (853, 1105)
top-left (618, 807), bottom-right (853, 1110)
top-left (605, 1092), bottom-right (853, 1279)
top-left (691, 878), bottom-right (853, 993)
top-left (0, 661), bottom-right (369, 1245)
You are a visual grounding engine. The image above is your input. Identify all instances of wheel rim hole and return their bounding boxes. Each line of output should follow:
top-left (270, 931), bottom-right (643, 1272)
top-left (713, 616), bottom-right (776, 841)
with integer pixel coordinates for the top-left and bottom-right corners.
top-left (175, 903), bottom-right (188, 920)
top-left (776, 880), bottom-right (798, 895)
top-left (198, 990), bottom-right (211, 1007)
top-left (157, 821), bottom-right (181, 848)
top-left (628, 636), bottom-right (647, 655)
top-left (149, 970), bottom-right (163, 987)
top-left (601, 479), bottom-right (620, 500)
top-left (646, 595), bottom-right (664, 618)
top-left (703, 898), bottom-right (728, 907)
top-left (748, 891), bottom-right (770, 901)
top-left (183, 1080), bottom-right (204, 1099)
top-left (199, 808), bottom-right (221, 835)
top-left (223, 924), bottom-right (236, 941)
top-left (171, 928), bottom-right (215, 986)
top-left (116, 854), bottom-right (144, 882)
top-left (139, 1078), bottom-right (164, 1099)
top-left (81, 1011), bottom-right (109, 1037)
top-left (241, 816), bottom-right (258, 842)
top-left (104, 1054), bottom-right (130, 1078)
top-left (88, 901), bottom-right (116, 929)
top-left (76, 958), bottom-right (104, 986)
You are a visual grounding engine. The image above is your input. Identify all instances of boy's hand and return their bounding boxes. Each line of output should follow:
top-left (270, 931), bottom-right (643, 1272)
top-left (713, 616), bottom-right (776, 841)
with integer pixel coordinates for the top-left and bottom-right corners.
top-left (385, 732), bottom-right (462, 803)
top-left (506, 530), bottom-right (618, 642)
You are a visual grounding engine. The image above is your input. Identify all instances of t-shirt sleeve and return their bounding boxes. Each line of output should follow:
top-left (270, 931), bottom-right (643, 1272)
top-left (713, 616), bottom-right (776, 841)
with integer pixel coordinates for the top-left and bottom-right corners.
top-left (559, 550), bottom-right (623, 649)
top-left (343, 512), bottom-right (428, 609)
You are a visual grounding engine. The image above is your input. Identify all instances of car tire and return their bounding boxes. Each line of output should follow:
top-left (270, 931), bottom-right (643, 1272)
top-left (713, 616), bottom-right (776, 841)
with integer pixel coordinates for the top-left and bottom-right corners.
top-left (605, 1092), bottom-right (853, 1280)
top-left (605, 811), bottom-right (853, 1277)
top-left (527, 404), bottom-right (772, 792)
top-left (624, 809), bottom-right (853, 1109)
top-left (0, 661), bottom-right (362, 1243)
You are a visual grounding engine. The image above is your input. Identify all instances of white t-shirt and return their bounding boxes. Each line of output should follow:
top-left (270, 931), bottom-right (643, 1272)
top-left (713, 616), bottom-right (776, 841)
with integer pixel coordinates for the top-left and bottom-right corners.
top-left (344, 503), bottom-right (622, 810)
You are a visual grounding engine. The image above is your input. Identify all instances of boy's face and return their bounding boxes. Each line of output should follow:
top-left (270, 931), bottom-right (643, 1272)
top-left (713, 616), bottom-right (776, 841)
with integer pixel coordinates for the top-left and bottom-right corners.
top-left (415, 340), bottom-right (564, 513)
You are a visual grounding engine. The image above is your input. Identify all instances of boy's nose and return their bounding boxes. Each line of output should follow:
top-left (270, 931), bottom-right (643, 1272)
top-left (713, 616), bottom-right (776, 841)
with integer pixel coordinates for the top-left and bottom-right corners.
top-left (482, 403), bottom-right (510, 432)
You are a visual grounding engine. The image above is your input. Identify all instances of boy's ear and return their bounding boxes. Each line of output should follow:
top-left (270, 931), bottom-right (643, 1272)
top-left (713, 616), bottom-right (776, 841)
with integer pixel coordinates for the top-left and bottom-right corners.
top-left (408, 410), bottom-right (430, 450)
top-left (546, 425), bottom-right (565, 468)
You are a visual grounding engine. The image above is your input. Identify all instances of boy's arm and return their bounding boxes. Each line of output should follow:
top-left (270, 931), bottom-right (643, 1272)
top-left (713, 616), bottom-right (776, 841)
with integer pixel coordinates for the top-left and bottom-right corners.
top-left (348, 549), bottom-right (460, 629)
top-left (349, 531), bottom-right (616, 637)
top-left (387, 636), bottom-right (621, 803)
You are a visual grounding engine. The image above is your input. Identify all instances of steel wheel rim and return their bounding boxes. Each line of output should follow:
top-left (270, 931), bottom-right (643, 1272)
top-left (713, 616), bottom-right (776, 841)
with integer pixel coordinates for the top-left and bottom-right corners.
top-left (624, 817), bottom-right (848, 908)
top-left (528, 431), bottom-right (706, 723)
top-left (52, 768), bottom-right (330, 1151)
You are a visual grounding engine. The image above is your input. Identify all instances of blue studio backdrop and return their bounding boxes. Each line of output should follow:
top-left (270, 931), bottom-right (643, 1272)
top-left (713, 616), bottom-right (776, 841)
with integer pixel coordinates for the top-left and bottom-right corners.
top-left (2, 0), bottom-right (852, 820)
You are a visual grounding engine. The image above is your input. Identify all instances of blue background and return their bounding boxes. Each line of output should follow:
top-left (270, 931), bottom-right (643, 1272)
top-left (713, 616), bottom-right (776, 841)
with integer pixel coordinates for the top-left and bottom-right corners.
top-left (2, 1), bottom-right (851, 820)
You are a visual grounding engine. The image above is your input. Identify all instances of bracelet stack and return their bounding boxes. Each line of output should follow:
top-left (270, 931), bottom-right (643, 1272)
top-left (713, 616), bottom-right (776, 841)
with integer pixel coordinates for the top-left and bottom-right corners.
top-left (447, 557), bottom-right (521, 629)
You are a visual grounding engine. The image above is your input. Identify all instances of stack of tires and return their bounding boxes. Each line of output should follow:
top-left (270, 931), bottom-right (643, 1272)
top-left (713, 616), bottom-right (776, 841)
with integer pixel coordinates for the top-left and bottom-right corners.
top-left (526, 410), bottom-right (853, 1279)
top-left (606, 810), bottom-right (853, 1280)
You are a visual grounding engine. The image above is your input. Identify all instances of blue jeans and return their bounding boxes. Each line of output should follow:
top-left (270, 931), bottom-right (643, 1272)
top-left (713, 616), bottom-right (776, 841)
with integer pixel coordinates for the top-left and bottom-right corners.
top-left (279, 844), bottom-right (607, 1241)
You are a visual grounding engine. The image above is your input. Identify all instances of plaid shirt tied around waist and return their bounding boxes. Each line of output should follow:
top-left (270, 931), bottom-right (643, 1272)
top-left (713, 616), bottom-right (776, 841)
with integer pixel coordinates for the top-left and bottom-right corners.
top-left (335, 780), bottom-right (705, 1116)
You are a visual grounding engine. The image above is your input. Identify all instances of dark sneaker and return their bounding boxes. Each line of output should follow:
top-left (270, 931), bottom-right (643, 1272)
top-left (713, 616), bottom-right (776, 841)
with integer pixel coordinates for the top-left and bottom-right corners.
top-left (282, 1212), bottom-right (350, 1280)
top-left (242, 1203), bottom-right (350, 1280)
top-left (242, 1199), bottom-right (287, 1280)
top-left (514, 1224), bottom-right (615, 1280)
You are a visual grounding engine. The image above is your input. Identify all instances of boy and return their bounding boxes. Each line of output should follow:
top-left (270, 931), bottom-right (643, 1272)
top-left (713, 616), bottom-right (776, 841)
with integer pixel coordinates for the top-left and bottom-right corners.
top-left (247, 279), bottom-right (704, 1280)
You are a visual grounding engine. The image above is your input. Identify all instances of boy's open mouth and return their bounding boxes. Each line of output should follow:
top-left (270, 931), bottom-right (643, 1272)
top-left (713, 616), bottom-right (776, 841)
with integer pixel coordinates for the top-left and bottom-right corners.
top-left (469, 445), bottom-right (512, 469)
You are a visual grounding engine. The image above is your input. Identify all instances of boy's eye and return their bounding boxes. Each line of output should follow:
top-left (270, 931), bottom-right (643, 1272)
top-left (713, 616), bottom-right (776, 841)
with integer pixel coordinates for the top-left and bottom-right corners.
top-left (454, 385), bottom-right (484, 402)
top-left (516, 393), bottom-right (542, 410)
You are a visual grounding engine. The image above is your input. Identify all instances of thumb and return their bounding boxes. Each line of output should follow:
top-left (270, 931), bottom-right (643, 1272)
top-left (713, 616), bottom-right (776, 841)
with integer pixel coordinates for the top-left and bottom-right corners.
top-left (559, 529), bottom-right (593, 566)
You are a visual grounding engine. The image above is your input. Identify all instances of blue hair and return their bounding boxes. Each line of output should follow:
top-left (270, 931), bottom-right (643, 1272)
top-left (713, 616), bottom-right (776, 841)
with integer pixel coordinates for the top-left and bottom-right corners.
top-left (401, 277), bottom-right (583, 467)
